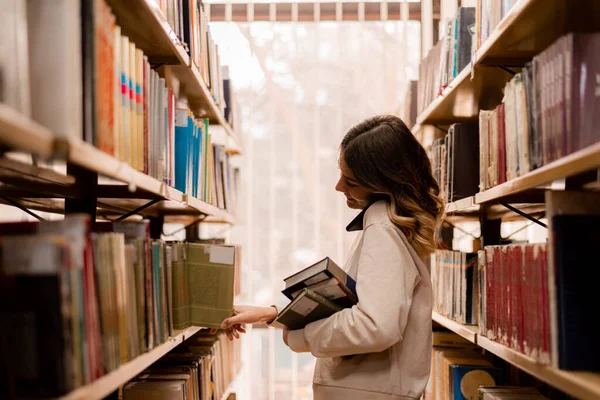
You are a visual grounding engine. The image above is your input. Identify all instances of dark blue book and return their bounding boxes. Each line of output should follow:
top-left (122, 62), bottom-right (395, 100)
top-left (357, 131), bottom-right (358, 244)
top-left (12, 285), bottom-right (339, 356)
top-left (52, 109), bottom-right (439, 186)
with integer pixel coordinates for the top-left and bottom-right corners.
top-left (552, 214), bottom-right (600, 371)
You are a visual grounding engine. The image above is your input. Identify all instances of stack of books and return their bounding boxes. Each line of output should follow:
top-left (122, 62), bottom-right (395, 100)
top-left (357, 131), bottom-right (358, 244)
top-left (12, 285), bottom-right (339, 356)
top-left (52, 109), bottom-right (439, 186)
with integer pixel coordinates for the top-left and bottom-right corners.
top-left (274, 257), bottom-right (358, 330)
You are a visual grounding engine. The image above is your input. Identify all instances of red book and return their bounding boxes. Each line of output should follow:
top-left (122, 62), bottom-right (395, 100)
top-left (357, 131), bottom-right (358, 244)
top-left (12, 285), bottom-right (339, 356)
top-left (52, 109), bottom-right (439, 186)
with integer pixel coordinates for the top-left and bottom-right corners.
top-left (523, 245), bottom-right (533, 358)
top-left (540, 244), bottom-right (551, 363)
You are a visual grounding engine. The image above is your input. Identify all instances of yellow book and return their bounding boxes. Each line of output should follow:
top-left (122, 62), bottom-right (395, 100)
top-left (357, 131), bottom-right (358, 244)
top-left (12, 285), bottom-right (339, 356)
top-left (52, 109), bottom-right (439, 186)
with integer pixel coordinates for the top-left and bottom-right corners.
top-left (135, 48), bottom-right (144, 172)
top-left (129, 42), bottom-right (138, 170)
top-left (121, 36), bottom-right (130, 164)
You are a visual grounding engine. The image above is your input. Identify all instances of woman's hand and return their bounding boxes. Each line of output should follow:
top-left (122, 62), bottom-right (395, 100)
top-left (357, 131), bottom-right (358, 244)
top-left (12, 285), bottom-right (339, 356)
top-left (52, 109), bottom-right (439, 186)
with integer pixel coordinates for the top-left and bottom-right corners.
top-left (210, 305), bottom-right (278, 340)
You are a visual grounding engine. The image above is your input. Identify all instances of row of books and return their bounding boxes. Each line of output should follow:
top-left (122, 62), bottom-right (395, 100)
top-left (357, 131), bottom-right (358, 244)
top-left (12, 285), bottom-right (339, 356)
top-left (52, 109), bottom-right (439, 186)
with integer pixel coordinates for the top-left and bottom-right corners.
top-left (479, 32), bottom-right (600, 189)
top-left (431, 250), bottom-right (478, 325)
top-left (417, 7), bottom-right (475, 115)
top-left (156, 0), bottom-right (226, 110)
top-left (0, 215), bottom-right (239, 397)
top-left (0, 0), bottom-right (237, 208)
top-left (175, 111), bottom-right (237, 209)
top-left (123, 330), bottom-right (241, 400)
top-left (430, 123), bottom-right (479, 203)
top-left (433, 191), bottom-right (600, 372)
top-left (478, 244), bottom-right (551, 364)
top-left (474, 0), bottom-right (518, 52)
top-left (426, 331), bottom-right (549, 400)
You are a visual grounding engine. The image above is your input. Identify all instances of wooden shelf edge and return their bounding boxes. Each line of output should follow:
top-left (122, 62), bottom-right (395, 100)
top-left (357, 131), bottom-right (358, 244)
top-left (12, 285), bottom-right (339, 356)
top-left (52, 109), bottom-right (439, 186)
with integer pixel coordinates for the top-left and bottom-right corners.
top-left (415, 66), bottom-right (471, 126)
top-left (471, 0), bottom-right (534, 65)
top-left (475, 143), bottom-right (600, 204)
top-left (432, 312), bottom-right (478, 344)
top-left (65, 137), bottom-right (186, 203)
top-left (477, 336), bottom-right (600, 400)
top-left (60, 326), bottom-right (202, 400)
top-left (0, 104), bottom-right (56, 160)
top-left (445, 196), bottom-right (479, 214)
top-left (185, 195), bottom-right (236, 224)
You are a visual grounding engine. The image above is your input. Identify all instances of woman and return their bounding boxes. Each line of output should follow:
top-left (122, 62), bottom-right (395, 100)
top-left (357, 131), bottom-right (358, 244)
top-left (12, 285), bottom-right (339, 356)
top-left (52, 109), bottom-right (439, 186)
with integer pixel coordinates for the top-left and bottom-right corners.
top-left (216, 115), bottom-right (445, 400)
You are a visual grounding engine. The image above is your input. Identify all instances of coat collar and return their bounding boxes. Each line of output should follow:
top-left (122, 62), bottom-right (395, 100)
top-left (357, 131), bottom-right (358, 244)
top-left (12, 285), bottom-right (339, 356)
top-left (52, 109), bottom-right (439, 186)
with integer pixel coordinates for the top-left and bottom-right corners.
top-left (345, 197), bottom-right (387, 232)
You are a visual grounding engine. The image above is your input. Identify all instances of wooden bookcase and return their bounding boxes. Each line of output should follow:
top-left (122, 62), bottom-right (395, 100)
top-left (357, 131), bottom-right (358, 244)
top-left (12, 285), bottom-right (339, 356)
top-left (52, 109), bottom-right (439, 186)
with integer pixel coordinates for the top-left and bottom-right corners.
top-left (0, 1), bottom-right (240, 399)
top-left (423, 1), bottom-right (600, 399)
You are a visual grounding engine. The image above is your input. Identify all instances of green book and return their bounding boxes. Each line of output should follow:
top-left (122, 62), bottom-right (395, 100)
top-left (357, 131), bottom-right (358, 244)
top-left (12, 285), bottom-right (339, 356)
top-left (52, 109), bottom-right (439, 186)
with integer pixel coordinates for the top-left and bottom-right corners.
top-left (275, 288), bottom-right (343, 330)
top-left (170, 242), bottom-right (236, 330)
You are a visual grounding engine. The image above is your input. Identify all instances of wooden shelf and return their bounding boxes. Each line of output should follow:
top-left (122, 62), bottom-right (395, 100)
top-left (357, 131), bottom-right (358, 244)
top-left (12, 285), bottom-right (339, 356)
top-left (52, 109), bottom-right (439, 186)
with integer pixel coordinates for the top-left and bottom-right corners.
top-left (477, 336), bottom-right (600, 400)
top-left (0, 110), bottom-right (236, 223)
top-left (60, 326), bottom-right (202, 400)
top-left (432, 312), bottom-right (478, 344)
top-left (0, 104), bottom-right (56, 160)
top-left (432, 312), bottom-right (600, 400)
top-left (476, 143), bottom-right (600, 204)
top-left (105, 0), bottom-right (241, 152)
top-left (415, 0), bottom-right (599, 127)
top-left (445, 196), bottom-right (479, 214)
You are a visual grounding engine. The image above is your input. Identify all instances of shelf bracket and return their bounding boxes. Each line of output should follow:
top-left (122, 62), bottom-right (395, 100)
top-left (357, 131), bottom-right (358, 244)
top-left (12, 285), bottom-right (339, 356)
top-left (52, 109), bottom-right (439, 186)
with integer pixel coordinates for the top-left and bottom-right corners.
top-left (0, 197), bottom-right (46, 221)
top-left (494, 64), bottom-right (517, 76)
top-left (114, 199), bottom-right (161, 222)
top-left (499, 202), bottom-right (547, 228)
top-left (434, 125), bottom-right (448, 133)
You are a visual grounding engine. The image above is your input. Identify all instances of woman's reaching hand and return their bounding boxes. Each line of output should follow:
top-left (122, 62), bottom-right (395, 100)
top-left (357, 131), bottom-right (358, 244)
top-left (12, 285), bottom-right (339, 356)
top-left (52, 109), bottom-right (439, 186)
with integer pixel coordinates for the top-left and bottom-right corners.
top-left (210, 305), bottom-right (278, 340)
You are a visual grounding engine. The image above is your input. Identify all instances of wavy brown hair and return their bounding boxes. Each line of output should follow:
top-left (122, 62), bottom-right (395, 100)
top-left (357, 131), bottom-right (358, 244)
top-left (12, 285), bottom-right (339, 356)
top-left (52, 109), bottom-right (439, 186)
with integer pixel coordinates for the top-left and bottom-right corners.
top-left (341, 115), bottom-right (445, 258)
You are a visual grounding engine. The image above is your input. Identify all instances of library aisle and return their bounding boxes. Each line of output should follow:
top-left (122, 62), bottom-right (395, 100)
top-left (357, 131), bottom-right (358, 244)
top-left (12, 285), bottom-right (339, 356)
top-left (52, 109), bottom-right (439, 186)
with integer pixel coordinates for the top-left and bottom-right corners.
top-left (0, 0), bottom-right (599, 400)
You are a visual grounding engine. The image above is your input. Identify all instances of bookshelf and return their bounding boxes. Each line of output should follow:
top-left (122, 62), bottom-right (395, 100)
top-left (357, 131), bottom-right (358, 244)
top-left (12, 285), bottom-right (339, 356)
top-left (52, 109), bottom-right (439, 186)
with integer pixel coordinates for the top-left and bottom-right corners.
top-left (416, 0), bottom-right (595, 127)
top-left (477, 337), bottom-right (600, 400)
top-left (0, 111), bottom-right (236, 223)
top-left (0, 0), bottom-right (242, 397)
top-left (432, 313), bottom-right (600, 400)
top-left (420, 0), bottom-right (600, 398)
top-left (432, 312), bottom-right (477, 343)
top-left (59, 326), bottom-right (202, 400)
top-left (104, 0), bottom-right (241, 149)
top-left (475, 142), bottom-right (600, 204)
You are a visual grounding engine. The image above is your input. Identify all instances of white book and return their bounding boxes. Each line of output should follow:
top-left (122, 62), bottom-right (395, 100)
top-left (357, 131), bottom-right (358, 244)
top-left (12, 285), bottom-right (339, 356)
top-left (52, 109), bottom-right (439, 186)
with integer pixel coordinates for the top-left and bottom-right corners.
top-left (27, 0), bottom-right (81, 138)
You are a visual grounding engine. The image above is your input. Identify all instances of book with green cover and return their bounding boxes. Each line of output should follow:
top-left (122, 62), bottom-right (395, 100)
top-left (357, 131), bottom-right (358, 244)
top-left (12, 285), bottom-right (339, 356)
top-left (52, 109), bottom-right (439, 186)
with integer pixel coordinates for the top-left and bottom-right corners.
top-left (170, 242), bottom-right (236, 330)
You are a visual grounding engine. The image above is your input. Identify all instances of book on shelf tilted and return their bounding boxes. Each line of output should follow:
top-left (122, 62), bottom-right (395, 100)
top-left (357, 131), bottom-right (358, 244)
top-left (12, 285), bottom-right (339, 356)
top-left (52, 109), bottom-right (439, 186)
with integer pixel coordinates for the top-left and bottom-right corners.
top-left (123, 330), bottom-right (241, 400)
top-left (0, 0), bottom-right (237, 211)
top-left (273, 257), bottom-right (358, 329)
top-left (0, 215), bottom-right (239, 397)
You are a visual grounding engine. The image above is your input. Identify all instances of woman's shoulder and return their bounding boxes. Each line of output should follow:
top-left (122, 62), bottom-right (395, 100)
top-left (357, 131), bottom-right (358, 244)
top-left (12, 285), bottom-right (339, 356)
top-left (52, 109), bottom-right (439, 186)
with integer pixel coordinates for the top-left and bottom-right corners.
top-left (363, 200), bottom-right (394, 229)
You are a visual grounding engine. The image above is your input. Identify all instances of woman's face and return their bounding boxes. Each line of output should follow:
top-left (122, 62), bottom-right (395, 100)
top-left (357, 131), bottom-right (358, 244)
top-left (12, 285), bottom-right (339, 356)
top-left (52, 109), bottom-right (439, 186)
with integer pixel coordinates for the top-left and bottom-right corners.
top-left (335, 154), bottom-right (372, 209)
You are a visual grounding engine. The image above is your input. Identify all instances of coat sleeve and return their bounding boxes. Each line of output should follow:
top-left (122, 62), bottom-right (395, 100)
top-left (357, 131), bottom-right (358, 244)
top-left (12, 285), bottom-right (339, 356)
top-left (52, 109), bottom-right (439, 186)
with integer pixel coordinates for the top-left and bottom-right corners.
top-left (286, 224), bottom-right (421, 357)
